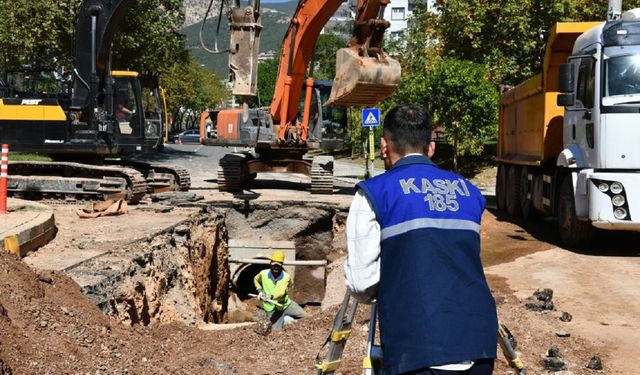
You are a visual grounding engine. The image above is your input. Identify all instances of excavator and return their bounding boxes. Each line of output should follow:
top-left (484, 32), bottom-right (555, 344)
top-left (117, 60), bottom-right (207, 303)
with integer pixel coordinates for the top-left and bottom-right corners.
top-left (203, 0), bottom-right (401, 193)
top-left (0, 0), bottom-right (190, 203)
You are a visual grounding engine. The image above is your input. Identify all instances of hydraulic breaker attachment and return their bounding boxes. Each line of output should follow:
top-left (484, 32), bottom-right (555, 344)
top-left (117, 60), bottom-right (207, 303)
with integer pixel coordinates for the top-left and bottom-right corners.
top-left (228, 3), bottom-right (262, 96)
top-left (327, 48), bottom-right (401, 108)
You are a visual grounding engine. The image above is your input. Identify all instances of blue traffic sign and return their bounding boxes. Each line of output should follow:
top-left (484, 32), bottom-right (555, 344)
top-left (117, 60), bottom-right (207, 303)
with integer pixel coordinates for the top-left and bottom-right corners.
top-left (362, 108), bottom-right (380, 127)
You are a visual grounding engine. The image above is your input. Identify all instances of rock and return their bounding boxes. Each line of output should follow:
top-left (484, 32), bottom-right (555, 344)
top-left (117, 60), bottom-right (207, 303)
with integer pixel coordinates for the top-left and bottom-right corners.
top-left (556, 330), bottom-right (571, 337)
top-left (37, 274), bottom-right (53, 284)
top-left (534, 288), bottom-right (553, 302)
top-left (39, 320), bottom-right (48, 328)
top-left (150, 192), bottom-right (204, 203)
top-left (587, 355), bottom-right (603, 370)
top-left (525, 288), bottom-right (555, 311)
top-left (547, 346), bottom-right (562, 358)
top-left (174, 225), bottom-right (190, 236)
top-left (0, 303), bottom-right (7, 318)
top-left (253, 310), bottom-right (272, 336)
top-left (525, 299), bottom-right (554, 312)
top-left (560, 312), bottom-right (573, 322)
top-left (154, 206), bottom-right (173, 213)
top-left (542, 357), bottom-right (566, 371)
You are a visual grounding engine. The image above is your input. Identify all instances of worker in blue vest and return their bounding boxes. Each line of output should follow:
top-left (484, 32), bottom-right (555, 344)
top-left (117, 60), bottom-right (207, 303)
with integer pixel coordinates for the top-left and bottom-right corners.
top-left (254, 250), bottom-right (308, 329)
top-left (344, 104), bottom-right (498, 375)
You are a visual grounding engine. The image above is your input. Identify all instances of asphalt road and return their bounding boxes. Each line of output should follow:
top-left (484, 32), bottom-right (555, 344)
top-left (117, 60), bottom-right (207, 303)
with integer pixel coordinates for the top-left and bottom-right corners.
top-left (131, 143), bottom-right (368, 197)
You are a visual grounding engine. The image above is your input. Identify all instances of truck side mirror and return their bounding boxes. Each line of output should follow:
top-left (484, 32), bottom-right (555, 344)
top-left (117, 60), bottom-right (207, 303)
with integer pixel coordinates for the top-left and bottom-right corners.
top-left (558, 63), bottom-right (575, 93)
top-left (557, 93), bottom-right (575, 107)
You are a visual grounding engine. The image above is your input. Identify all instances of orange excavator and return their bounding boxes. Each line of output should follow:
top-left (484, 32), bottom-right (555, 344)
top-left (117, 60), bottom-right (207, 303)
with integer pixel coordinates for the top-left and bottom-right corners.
top-left (204, 0), bottom-right (401, 193)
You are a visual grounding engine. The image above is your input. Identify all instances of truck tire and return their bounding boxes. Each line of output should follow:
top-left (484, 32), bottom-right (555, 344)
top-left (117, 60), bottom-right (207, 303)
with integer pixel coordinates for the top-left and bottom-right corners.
top-left (519, 166), bottom-right (537, 218)
top-left (506, 165), bottom-right (522, 217)
top-left (496, 164), bottom-right (508, 211)
top-left (558, 176), bottom-right (593, 247)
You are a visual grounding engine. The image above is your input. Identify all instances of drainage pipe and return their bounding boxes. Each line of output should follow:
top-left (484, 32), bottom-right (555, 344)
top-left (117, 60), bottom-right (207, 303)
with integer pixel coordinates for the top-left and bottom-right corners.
top-left (228, 258), bottom-right (327, 267)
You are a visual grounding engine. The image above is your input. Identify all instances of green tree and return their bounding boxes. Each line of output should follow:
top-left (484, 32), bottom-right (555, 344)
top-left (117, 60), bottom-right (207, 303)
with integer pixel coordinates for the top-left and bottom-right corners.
top-left (111, 0), bottom-right (188, 72)
top-left (0, 1), bottom-right (76, 68)
top-left (0, 0), bottom-right (188, 74)
top-left (256, 56), bottom-right (280, 107)
top-left (431, 0), bottom-right (640, 86)
top-left (313, 34), bottom-right (346, 81)
top-left (161, 58), bottom-right (229, 130)
top-left (426, 58), bottom-right (498, 171)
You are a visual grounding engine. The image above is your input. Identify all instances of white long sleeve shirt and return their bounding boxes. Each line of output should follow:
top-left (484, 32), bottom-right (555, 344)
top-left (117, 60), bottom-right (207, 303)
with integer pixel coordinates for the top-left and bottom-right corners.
top-left (344, 189), bottom-right (381, 304)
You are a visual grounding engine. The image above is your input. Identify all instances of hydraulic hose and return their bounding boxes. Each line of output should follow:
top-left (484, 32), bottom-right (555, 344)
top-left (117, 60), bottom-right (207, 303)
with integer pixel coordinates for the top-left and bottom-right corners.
top-left (199, 0), bottom-right (229, 54)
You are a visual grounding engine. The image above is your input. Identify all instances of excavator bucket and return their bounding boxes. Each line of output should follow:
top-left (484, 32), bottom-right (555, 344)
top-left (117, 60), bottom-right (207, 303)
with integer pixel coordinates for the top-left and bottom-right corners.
top-left (326, 48), bottom-right (401, 108)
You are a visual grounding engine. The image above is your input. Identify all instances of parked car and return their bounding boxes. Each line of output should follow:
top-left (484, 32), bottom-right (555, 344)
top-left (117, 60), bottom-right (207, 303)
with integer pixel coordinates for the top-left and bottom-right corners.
top-left (173, 129), bottom-right (200, 144)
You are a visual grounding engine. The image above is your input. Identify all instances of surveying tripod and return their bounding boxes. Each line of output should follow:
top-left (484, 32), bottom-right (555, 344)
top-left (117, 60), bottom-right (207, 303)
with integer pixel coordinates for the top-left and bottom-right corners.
top-left (315, 292), bottom-right (526, 375)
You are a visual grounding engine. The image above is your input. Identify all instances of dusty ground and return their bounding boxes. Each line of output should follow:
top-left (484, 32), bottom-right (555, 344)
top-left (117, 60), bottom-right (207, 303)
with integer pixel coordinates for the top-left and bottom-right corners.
top-left (1, 159), bottom-right (636, 374)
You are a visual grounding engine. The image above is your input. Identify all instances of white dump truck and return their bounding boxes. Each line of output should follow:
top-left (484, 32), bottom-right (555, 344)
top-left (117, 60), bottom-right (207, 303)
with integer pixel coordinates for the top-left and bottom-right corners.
top-left (497, 0), bottom-right (640, 245)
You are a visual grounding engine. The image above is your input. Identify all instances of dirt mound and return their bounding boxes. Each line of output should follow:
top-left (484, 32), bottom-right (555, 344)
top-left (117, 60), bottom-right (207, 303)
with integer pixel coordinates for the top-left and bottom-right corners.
top-left (0, 246), bottom-right (369, 374)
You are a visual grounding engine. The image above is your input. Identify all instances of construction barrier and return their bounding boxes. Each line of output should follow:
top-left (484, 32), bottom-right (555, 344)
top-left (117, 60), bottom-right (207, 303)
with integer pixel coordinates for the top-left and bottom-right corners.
top-left (0, 144), bottom-right (7, 214)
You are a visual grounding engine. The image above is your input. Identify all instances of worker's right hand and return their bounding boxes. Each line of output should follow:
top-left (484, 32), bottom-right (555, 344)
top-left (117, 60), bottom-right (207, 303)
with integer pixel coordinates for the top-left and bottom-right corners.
top-left (257, 289), bottom-right (267, 301)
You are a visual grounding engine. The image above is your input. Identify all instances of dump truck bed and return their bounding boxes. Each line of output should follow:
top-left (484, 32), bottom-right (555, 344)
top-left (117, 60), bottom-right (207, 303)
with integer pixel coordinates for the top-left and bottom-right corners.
top-left (498, 22), bottom-right (602, 166)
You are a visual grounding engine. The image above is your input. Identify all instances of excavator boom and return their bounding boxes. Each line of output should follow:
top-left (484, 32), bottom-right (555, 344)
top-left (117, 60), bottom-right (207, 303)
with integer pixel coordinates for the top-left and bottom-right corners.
top-left (269, 0), bottom-right (401, 127)
top-left (71, 0), bottom-right (136, 110)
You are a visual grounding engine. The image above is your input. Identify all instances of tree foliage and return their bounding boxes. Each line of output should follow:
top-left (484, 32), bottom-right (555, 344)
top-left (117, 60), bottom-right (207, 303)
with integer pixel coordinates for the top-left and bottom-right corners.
top-left (313, 34), bottom-right (346, 81)
top-left (431, 0), bottom-right (640, 85)
top-left (0, 1), bottom-right (76, 68)
top-left (111, 0), bottom-right (189, 71)
top-left (426, 58), bottom-right (498, 171)
top-left (256, 56), bottom-right (280, 107)
top-left (0, 0), bottom-right (189, 72)
top-left (162, 58), bottom-right (229, 120)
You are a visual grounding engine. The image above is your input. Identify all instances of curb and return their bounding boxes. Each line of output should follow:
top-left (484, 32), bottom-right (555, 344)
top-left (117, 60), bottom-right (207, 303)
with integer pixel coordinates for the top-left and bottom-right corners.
top-left (0, 200), bottom-right (57, 257)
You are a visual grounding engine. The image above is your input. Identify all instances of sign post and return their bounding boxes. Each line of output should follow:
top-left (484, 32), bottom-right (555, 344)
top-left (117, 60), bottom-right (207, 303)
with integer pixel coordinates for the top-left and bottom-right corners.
top-left (0, 144), bottom-right (8, 214)
top-left (362, 108), bottom-right (381, 179)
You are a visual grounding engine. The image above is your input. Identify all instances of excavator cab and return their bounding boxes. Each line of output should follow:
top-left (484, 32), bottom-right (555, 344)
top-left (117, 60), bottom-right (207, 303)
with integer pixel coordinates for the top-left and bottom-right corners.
top-left (139, 73), bottom-right (166, 150)
top-left (301, 80), bottom-right (347, 150)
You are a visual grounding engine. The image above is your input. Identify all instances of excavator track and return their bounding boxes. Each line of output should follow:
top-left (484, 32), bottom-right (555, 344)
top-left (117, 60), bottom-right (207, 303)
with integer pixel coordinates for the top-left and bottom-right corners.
top-left (310, 156), bottom-right (334, 194)
top-left (107, 160), bottom-right (191, 193)
top-left (7, 161), bottom-right (147, 203)
top-left (217, 152), bottom-right (250, 192)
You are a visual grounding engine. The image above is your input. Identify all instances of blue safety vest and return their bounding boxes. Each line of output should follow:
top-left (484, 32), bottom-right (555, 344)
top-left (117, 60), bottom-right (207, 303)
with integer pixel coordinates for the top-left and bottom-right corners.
top-left (358, 155), bottom-right (497, 375)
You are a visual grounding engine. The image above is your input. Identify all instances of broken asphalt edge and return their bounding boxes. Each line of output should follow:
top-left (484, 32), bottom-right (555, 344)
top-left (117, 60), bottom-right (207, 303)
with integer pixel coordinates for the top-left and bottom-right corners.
top-left (0, 199), bottom-right (57, 257)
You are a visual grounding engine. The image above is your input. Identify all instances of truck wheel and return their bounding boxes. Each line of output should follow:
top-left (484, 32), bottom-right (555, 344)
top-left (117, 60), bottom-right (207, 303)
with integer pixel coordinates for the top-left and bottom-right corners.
top-left (506, 165), bottom-right (522, 217)
top-left (558, 176), bottom-right (593, 247)
top-left (496, 164), bottom-right (508, 211)
top-left (519, 166), bottom-right (537, 218)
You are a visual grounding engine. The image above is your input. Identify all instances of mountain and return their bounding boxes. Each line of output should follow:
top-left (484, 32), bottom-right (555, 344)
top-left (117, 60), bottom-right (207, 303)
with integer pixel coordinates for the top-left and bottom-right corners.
top-left (183, 0), bottom-right (221, 28)
top-left (181, 1), bottom-right (299, 77)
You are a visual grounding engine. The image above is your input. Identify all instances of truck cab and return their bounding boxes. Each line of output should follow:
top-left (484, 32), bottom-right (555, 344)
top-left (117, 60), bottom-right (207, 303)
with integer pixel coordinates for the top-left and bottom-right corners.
top-left (558, 11), bottom-right (640, 230)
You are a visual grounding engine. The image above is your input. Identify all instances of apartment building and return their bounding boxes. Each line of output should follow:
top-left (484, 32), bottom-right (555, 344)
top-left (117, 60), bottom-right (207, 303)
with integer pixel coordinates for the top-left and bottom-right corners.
top-left (323, 0), bottom-right (435, 40)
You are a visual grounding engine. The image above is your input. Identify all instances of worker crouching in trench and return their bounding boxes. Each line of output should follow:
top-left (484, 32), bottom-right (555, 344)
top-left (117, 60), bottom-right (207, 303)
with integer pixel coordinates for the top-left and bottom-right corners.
top-left (254, 250), bottom-right (308, 329)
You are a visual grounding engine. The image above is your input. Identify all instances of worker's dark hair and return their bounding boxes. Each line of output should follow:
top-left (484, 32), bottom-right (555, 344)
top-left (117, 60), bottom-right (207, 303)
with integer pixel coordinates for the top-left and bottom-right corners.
top-left (382, 104), bottom-right (432, 154)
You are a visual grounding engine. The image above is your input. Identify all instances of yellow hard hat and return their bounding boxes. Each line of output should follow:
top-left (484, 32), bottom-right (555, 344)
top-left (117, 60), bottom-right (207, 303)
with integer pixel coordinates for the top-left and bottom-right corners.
top-left (270, 250), bottom-right (285, 264)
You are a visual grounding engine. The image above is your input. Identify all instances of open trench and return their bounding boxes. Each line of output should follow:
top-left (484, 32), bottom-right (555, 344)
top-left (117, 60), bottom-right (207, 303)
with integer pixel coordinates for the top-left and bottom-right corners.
top-left (74, 201), bottom-right (347, 327)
